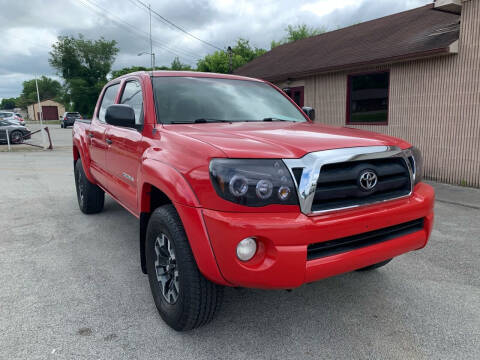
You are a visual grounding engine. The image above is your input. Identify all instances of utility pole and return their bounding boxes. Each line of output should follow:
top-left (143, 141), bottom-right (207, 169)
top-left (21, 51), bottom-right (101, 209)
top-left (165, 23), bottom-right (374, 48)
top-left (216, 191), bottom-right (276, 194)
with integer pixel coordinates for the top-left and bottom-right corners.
top-left (227, 46), bottom-right (233, 74)
top-left (148, 3), bottom-right (155, 71)
top-left (35, 76), bottom-right (47, 149)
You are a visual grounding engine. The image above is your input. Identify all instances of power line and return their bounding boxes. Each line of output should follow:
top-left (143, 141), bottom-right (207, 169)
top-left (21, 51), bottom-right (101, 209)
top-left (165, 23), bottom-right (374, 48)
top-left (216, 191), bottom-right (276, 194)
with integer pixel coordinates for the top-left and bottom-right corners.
top-left (134, 0), bottom-right (224, 51)
top-left (79, 0), bottom-right (202, 60)
top-left (125, 0), bottom-right (145, 12)
top-left (75, 0), bottom-right (202, 62)
top-left (125, 0), bottom-right (205, 60)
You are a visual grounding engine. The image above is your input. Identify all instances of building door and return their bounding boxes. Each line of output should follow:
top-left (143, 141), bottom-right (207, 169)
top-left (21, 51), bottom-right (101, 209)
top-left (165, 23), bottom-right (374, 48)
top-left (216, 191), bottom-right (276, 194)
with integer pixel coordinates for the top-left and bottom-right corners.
top-left (284, 86), bottom-right (304, 107)
top-left (42, 106), bottom-right (58, 120)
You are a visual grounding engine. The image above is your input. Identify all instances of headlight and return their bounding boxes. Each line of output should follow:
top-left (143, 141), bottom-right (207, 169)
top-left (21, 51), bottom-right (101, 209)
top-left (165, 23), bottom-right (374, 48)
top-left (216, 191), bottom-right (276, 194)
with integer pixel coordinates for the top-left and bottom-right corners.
top-left (209, 159), bottom-right (298, 206)
top-left (406, 146), bottom-right (423, 185)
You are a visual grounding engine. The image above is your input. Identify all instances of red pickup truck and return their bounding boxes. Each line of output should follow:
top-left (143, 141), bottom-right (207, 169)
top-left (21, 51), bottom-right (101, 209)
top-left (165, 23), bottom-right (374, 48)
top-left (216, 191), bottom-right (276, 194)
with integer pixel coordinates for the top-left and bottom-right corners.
top-left (72, 71), bottom-right (434, 331)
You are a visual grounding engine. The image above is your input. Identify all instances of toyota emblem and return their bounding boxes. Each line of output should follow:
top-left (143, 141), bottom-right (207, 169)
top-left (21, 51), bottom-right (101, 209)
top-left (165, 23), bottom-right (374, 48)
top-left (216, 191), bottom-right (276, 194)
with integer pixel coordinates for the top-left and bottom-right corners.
top-left (358, 170), bottom-right (378, 191)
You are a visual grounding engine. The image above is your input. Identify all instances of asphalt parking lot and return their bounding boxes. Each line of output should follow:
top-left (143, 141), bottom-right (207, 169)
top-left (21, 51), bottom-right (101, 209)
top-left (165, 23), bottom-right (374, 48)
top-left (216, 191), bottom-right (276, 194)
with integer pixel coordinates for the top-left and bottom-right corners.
top-left (1, 125), bottom-right (479, 359)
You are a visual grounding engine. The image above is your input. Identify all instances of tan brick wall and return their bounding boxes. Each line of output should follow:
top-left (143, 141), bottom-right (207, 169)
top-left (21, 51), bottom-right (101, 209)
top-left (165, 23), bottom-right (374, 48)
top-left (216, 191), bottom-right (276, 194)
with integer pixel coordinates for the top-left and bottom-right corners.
top-left (282, 0), bottom-right (480, 187)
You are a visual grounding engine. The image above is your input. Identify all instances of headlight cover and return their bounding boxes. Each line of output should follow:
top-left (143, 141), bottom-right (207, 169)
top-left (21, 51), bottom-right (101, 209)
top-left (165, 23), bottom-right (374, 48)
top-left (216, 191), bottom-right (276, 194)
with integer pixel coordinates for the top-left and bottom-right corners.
top-left (209, 159), bottom-right (298, 206)
top-left (406, 146), bottom-right (423, 185)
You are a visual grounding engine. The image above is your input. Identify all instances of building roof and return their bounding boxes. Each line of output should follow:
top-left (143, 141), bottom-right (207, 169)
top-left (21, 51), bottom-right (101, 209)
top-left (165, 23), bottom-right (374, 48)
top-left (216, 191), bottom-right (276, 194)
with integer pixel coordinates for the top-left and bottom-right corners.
top-left (27, 99), bottom-right (64, 108)
top-left (234, 4), bottom-right (460, 82)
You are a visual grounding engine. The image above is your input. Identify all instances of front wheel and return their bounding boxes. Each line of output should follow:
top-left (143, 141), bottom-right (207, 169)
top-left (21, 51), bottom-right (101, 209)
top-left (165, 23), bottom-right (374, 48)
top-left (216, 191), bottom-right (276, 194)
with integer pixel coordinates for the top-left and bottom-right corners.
top-left (146, 205), bottom-right (223, 331)
top-left (356, 258), bottom-right (392, 271)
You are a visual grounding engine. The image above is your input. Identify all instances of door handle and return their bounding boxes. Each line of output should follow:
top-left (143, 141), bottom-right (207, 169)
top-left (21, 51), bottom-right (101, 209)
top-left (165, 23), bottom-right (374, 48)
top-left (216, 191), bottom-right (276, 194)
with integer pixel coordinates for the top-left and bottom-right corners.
top-left (88, 133), bottom-right (94, 138)
top-left (106, 139), bottom-right (113, 145)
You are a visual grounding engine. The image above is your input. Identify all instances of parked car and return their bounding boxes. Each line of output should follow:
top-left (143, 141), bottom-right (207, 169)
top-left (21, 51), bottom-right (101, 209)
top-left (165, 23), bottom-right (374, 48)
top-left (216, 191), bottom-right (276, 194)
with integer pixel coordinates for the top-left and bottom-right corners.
top-left (0, 119), bottom-right (31, 143)
top-left (72, 71), bottom-right (434, 331)
top-left (61, 112), bottom-right (82, 128)
top-left (14, 113), bottom-right (26, 126)
top-left (0, 111), bottom-right (26, 126)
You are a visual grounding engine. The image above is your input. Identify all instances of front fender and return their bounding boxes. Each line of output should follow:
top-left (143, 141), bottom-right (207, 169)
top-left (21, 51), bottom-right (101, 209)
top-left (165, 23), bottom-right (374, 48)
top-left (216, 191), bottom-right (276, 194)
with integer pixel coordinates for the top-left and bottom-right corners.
top-left (138, 157), bottom-right (229, 286)
top-left (139, 158), bottom-right (200, 209)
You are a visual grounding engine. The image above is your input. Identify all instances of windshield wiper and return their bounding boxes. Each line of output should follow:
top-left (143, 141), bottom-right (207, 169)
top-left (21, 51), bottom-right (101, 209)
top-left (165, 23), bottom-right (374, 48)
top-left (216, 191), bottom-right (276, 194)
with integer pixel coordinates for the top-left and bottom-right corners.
top-left (192, 118), bottom-right (231, 123)
top-left (262, 117), bottom-right (294, 122)
top-left (168, 118), bottom-right (231, 124)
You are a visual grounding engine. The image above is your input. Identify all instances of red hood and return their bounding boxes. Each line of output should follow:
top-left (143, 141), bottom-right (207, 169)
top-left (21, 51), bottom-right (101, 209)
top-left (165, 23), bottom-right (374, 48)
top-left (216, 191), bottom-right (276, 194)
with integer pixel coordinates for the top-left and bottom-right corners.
top-left (163, 122), bottom-right (411, 158)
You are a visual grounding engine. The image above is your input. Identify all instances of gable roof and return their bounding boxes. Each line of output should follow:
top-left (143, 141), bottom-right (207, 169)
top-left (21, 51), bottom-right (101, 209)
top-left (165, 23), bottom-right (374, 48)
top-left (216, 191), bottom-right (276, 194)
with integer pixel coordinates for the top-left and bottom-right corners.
top-left (234, 4), bottom-right (460, 82)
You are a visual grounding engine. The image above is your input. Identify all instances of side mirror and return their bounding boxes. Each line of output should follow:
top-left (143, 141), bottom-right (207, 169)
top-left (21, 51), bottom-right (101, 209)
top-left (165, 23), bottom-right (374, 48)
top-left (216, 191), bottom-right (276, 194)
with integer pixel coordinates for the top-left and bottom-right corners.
top-left (105, 104), bottom-right (136, 128)
top-left (302, 106), bottom-right (315, 121)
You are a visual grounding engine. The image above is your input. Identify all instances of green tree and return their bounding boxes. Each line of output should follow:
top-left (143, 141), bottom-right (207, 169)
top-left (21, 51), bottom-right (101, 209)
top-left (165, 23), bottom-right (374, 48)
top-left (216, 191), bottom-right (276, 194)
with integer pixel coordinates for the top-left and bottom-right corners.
top-left (0, 98), bottom-right (17, 109)
top-left (197, 39), bottom-right (266, 74)
top-left (16, 76), bottom-right (63, 109)
top-left (49, 34), bottom-right (119, 116)
top-left (110, 64), bottom-right (173, 79)
top-left (271, 24), bottom-right (326, 49)
top-left (111, 66), bottom-right (150, 78)
top-left (170, 57), bottom-right (192, 71)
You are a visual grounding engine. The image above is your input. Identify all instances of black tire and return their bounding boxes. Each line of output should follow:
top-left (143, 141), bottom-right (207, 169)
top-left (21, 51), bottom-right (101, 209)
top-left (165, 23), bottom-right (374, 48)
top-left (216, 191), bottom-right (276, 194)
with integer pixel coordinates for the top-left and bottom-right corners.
top-left (60, 122), bottom-right (64, 128)
top-left (356, 258), bottom-right (392, 271)
top-left (10, 130), bottom-right (24, 144)
top-left (146, 205), bottom-right (223, 331)
top-left (74, 160), bottom-right (104, 214)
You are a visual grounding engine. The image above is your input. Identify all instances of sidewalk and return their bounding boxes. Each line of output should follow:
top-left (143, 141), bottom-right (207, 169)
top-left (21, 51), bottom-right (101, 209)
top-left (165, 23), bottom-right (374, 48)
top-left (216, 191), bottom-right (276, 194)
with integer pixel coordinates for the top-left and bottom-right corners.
top-left (427, 180), bottom-right (480, 209)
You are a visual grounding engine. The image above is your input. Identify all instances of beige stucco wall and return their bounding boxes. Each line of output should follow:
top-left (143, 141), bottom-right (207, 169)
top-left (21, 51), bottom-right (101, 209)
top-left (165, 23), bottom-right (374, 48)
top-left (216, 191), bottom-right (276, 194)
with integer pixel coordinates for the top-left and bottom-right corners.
top-left (27, 100), bottom-right (66, 120)
top-left (282, 0), bottom-right (479, 187)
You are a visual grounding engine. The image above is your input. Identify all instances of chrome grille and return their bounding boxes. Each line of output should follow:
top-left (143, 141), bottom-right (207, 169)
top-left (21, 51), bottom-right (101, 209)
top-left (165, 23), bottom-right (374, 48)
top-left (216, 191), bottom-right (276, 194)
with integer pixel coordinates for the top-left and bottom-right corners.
top-left (283, 146), bottom-right (414, 215)
top-left (312, 157), bottom-right (411, 212)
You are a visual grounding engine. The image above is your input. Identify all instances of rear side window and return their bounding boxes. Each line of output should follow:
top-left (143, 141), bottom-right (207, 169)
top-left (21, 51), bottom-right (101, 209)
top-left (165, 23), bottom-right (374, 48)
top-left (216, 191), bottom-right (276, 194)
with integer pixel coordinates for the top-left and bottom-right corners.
top-left (98, 84), bottom-right (120, 122)
top-left (120, 81), bottom-right (144, 126)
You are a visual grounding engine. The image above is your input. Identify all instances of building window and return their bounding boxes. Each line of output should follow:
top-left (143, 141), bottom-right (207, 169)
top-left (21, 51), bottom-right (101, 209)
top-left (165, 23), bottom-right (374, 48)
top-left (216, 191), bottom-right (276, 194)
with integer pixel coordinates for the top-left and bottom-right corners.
top-left (283, 86), bottom-right (304, 107)
top-left (347, 71), bottom-right (389, 125)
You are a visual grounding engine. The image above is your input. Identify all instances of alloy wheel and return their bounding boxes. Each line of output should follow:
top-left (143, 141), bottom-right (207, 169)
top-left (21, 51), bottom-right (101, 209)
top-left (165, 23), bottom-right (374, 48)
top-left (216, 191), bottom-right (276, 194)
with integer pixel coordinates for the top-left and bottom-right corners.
top-left (77, 169), bottom-right (84, 202)
top-left (154, 233), bottom-right (180, 304)
top-left (11, 132), bottom-right (23, 144)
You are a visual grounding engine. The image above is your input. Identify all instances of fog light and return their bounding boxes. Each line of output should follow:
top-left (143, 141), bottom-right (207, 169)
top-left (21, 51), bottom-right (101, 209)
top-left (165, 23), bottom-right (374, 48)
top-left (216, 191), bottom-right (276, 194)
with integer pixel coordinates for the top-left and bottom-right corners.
top-left (236, 237), bottom-right (257, 262)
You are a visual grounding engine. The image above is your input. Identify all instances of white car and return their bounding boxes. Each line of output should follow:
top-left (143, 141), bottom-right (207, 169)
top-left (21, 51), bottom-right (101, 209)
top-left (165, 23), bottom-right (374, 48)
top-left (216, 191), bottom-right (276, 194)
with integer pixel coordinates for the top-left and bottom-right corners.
top-left (0, 111), bottom-right (26, 126)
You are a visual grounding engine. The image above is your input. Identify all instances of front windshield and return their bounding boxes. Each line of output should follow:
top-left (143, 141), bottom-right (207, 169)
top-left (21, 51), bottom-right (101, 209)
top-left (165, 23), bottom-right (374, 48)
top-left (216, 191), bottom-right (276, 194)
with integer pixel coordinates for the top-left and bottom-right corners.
top-left (152, 77), bottom-right (306, 124)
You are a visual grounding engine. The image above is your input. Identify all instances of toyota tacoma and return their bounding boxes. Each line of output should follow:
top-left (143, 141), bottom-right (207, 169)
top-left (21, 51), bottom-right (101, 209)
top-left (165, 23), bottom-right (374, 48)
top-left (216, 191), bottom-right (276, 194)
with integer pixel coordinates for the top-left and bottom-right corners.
top-left (72, 71), bottom-right (434, 331)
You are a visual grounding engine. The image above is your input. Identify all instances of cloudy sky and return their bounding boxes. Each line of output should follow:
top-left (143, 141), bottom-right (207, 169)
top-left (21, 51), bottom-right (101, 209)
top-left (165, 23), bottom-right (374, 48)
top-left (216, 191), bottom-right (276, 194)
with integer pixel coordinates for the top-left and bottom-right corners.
top-left (0, 0), bottom-right (431, 100)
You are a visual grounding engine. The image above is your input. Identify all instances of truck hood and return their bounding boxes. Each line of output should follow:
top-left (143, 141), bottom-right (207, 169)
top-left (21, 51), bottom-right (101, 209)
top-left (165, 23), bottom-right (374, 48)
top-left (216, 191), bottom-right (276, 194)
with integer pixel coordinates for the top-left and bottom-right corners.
top-left (164, 121), bottom-right (411, 158)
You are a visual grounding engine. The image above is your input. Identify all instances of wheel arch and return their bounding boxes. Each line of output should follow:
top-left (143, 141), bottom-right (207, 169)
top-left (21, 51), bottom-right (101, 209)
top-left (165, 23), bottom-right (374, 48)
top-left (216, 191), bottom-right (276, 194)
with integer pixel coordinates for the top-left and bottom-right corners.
top-left (72, 136), bottom-right (95, 183)
top-left (138, 159), bottom-right (228, 285)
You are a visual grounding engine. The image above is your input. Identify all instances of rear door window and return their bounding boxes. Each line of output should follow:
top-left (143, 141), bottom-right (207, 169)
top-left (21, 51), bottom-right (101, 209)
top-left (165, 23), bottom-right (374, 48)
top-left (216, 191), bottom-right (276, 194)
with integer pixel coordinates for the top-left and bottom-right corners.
top-left (98, 84), bottom-right (120, 122)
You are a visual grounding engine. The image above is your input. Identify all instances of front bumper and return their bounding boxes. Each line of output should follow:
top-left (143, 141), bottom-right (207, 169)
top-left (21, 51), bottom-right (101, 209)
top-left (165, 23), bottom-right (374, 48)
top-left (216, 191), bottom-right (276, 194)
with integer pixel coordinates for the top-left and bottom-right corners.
top-left (200, 183), bottom-right (434, 289)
